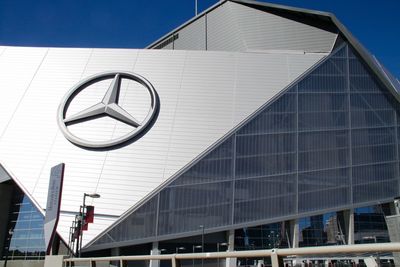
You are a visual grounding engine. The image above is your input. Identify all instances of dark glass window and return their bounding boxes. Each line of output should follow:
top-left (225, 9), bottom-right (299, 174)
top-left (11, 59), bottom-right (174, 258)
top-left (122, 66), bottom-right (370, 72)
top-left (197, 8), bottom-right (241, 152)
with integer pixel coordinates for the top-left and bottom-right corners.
top-left (299, 212), bottom-right (346, 247)
top-left (354, 205), bottom-right (390, 244)
top-left (2, 188), bottom-right (45, 260)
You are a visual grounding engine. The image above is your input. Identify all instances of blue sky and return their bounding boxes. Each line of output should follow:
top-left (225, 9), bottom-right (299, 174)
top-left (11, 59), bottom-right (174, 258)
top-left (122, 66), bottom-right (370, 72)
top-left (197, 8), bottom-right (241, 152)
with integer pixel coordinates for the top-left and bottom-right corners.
top-left (0, 0), bottom-right (398, 78)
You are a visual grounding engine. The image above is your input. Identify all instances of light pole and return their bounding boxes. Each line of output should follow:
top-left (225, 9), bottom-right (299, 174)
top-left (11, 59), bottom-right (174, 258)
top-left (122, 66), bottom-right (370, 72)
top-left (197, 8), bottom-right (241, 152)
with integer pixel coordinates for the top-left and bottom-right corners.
top-left (192, 245), bottom-right (202, 267)
top-left (199, 225), bottom-right (204, 252)
top-left (176, 246), bottom-right (185, 253)
top-left (199, 225), bottom-right (205, 267)
top-left (78, 193), bottom-right (100, 258)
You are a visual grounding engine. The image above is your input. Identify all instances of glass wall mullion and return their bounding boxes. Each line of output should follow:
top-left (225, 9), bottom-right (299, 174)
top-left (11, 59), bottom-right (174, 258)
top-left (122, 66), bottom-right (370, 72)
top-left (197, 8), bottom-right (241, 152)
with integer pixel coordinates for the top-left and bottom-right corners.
top-left (395, 112), bottom-right (400, 195)
top-left (295, 84), bottom-right (299, 215)
top-left (346, 44), bottom-right (353, 205)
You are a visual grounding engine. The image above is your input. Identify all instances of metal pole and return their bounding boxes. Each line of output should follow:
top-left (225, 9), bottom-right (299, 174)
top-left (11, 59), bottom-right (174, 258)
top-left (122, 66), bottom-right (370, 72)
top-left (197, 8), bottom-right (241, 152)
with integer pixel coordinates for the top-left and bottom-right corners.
top-left (200, 225), bottom-right (204, 252)
top-left (75, 213), bottom-right (80, 256)
top-left (79, 194), bottom-right (87, 258)
top-left (217, 243), bottom-right (220, 267)
top-left (200, 225), bottom-right (204, 267)
top-left (195, 0), bottom-right (198, 16)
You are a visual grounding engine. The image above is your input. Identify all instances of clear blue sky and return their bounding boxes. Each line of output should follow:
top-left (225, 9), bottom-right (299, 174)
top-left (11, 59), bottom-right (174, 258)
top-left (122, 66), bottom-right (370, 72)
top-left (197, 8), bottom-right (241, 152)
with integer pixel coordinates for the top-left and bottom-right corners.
top-left (0, 0), bottom-right (398, 78)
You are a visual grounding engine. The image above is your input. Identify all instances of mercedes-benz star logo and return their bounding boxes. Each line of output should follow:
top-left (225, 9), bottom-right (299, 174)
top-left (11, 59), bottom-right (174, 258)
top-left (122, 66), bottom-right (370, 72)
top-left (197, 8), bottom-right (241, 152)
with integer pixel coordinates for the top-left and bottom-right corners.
top-left (57, 71), bottom-right (158, 149)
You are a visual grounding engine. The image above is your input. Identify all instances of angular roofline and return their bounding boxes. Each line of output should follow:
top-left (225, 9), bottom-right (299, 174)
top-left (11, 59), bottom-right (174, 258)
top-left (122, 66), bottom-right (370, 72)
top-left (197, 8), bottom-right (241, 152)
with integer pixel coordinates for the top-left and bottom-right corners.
top-left (145, 0), bottom-right (225, 49)
top-left (85, 44), bottom-right (333, 250)
top-left (146, 0), bottom-right (333, 49)
top-left (147, 0), bottom-right (399, 102)
top-left (0, 161), bottom-right (70, 251)
top-left (230, 0), bottom-right (333, 17)
top-left (87, 0), bottom-right (400, 250)
top-left (329, 14), bottom-right (400, 102)
top-left (0, 162), bottom-right (45, 215)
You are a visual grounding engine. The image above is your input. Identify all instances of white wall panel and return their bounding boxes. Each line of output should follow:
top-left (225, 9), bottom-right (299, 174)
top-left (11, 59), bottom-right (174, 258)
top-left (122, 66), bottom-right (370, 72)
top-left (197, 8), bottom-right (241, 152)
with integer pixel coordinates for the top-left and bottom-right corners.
top-left (174, 16), bottom-right (206, 50)
top-left (0, 46), bottom-right (6, 56)
top-left (0, 47), bottom-right (323, 246)
top-left (0, 47), bottom-right (48, 140)
top-left (229, 2), bottom-right (337, 53)
top-left (207, 4), bottom-right (247, 51)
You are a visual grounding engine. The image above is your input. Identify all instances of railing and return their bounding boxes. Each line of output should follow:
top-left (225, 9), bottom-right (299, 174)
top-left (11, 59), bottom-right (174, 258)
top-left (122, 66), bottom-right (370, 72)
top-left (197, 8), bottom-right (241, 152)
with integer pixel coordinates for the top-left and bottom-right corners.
top-left (64, 242), bottom-right (400, 267)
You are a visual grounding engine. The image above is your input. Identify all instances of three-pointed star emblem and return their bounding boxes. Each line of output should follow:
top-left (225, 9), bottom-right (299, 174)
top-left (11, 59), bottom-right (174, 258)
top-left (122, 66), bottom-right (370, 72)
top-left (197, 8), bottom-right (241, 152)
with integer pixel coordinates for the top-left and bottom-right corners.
top-left (57, 71), bottom-right (158, 149)
top-left (64, 74), bottom-right (141, 127)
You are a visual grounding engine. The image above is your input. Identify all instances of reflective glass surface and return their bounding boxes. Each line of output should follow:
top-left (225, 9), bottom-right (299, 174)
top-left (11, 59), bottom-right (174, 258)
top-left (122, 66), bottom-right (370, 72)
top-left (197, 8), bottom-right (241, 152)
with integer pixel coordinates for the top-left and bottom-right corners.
top-left (354, 205), bottom-right (390, 244)
top-left (2, 187), bottom-right (45, 260)
top-left (92, 43), bottom-right (400, 248)
top-left (299, 212), bottom-right (347, 247)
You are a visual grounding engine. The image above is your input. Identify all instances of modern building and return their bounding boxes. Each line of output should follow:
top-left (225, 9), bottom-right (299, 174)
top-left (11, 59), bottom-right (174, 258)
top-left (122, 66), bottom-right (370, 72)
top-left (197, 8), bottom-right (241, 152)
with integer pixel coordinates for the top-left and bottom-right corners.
top-left (1, 0), bottom-right (400, 265)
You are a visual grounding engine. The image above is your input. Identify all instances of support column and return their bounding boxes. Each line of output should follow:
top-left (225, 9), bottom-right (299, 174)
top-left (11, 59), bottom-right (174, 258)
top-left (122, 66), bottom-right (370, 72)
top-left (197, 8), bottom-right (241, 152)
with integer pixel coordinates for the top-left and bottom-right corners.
top-left (226, 230), bottom-right (236, 267)
top-left (343, 209), bottom-right (354, 245)
top-left (111, 247), bottom-right (120, 256)
top-left (393, 197), bottom-right (400, 215)
top-left (290, 219), bottom-right (299, 248)
top-left (0, 184), bottom-right (13, 259)
top-left (150, 242), bottom-right (160, 267)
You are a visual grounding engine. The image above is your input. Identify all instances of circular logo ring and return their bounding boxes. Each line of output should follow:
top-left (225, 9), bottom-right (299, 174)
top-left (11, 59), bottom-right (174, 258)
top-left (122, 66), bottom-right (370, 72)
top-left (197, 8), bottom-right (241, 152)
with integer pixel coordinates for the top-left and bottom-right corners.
top-left (57, 71), bottom-right (158, 149)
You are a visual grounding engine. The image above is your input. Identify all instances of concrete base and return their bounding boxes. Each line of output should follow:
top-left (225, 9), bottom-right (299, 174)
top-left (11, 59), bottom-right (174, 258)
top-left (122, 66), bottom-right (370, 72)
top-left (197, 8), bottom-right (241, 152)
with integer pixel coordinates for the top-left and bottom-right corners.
top-left (0, 260), bottom-right (44, 267)
top-left (44, 255), bottom-right (67, 267)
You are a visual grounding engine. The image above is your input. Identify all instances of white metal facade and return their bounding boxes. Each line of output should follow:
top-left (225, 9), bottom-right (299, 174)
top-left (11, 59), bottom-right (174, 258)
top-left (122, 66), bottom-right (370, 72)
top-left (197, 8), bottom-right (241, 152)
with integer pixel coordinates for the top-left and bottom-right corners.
top-left (3, 0), bottom-right (397, 251)
top-left (0, 46), bottom-right (325, 245)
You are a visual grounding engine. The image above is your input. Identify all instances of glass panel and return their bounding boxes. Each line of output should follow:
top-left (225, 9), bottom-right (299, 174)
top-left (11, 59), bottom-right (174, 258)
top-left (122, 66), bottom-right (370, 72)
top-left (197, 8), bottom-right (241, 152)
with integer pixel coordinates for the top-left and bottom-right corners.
top-left (158, 181), bottom-right (232, 235)
top-left (299, 212), bottom-right (346, 247)
top-left (235, 222), bottom-right (290, 250)
top-left (354, 205), bottom-right (390, 244)
top-left (234, 174), bottom-right (296, 223)
top-left (298, 168), bottom-right (350, 213)
top-left (3, 188), bottom-right (45, 260)
top-left (101, 196), bottom-right (157, 244)
top-left (299, 111), bottom-right (348, 131)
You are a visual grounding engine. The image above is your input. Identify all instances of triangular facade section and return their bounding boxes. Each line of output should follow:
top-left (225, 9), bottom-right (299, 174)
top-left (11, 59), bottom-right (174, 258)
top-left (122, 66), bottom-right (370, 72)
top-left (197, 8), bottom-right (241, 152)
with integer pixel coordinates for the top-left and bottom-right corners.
top-left (148, 0), bottom-right (338, 53)
top-left (88, 42), bottom-right (400, 250)
top-left (0, 178), bottom-right (46, 260)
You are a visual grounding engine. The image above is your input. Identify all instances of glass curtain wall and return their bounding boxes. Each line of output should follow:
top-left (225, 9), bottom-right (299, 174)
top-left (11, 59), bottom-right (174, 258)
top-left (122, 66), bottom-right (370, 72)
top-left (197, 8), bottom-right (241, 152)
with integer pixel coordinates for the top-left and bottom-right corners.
top-left (2, 186), bottom-right (45, 260)
top-left (354, 205), bottom-right (390, 244)
top-left (91, 42), bottom-right (400, 248)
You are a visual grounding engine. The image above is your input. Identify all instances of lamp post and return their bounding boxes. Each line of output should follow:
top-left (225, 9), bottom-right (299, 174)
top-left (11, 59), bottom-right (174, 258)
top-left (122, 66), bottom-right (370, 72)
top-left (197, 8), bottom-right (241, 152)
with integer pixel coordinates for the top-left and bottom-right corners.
top-left (78, 193), bottom-right (100, 258)
top-left (199, 225), bottom-right (204, 252)
top-left (199, 225), bottom-right (205, 267)
top-left (176, 247), bottom-right (185, 253)
top-left (192, 245), bottom-right (202, 267)
top-left (4, 228), bottom-right (14, 267)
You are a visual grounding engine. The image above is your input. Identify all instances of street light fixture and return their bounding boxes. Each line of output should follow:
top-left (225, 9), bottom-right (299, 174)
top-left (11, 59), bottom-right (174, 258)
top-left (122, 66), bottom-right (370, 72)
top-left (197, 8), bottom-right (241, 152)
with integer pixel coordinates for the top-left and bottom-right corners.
top-left (85, 193), bottom-right (101, 199)
top-left (78, 192), bottom-right (101, 257)
top-left (192, 245), bottom-right (202, 267)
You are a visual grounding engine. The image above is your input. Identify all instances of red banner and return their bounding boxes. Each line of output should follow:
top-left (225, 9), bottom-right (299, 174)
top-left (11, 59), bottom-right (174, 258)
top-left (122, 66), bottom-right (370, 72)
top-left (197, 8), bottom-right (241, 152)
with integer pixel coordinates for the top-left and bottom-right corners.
top-left (85, 205), bottom-right (95, 223)
top-left (82, 222), bottom-right (88, 231)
